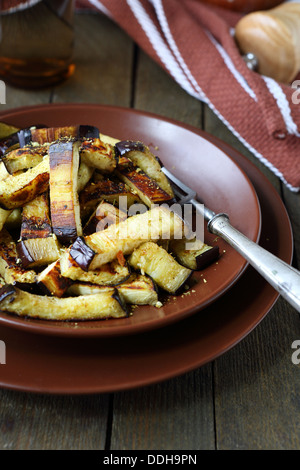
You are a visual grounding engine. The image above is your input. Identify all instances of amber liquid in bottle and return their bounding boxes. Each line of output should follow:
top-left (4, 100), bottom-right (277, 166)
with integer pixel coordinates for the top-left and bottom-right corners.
top-left (0, 0), bottom-right (75, 88)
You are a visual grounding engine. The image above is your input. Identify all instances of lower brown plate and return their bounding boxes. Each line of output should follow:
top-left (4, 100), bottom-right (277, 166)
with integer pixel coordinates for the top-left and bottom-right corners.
top-left (0, 107), bottom-right (293, 394)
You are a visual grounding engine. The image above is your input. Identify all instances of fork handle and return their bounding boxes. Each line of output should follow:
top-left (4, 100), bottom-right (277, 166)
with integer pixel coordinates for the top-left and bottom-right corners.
top-left (207, 213), bottom-right (300, 313)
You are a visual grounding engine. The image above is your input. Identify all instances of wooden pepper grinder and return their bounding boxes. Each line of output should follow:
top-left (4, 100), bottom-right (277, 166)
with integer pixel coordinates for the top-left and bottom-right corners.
top-left (235, 2), bottom-right (300, 83)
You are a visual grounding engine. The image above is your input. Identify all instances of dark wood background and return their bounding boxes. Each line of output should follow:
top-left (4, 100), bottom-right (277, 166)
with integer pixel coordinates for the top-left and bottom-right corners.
top-left (0, 12), bottom-right (299, 450)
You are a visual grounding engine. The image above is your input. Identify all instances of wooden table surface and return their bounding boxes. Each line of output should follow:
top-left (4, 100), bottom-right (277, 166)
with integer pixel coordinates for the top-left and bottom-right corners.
top-left (0, 12), bottom-right (299, 451)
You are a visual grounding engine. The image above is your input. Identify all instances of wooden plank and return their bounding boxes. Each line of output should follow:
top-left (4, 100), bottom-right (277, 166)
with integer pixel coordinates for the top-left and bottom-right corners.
top-left (214, 298), bottom-right (300, 449)
top-left (0, 390), bottom-right (110, 450)
top-left (111, 370), bottom-right (215, 450)
top-left (134, 50), bottom-right (203, 127)
top-left (52, 13), bottom-right (134, 107)
top-left (282, 186), bottom-right (300, 269)
top-left (204, 103), bottom-right (300, 449)
top-left (0, 82), bottom-right (51, 113)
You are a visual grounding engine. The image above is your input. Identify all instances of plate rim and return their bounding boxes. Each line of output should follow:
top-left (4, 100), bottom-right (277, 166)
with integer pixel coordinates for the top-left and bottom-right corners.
top-left (0, 106), bottom-right (294, 395)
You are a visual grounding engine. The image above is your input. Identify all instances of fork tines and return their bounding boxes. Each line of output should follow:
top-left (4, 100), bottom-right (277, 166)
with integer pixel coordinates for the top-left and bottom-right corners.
top-left (161, 167), bottom-right (196, 205)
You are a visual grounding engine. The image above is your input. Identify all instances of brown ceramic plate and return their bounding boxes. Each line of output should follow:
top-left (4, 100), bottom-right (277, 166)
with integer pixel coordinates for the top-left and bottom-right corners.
top-left (0, 110), bottom-right (293, 394)
top-left (0, 104), bottom-right (261, 337)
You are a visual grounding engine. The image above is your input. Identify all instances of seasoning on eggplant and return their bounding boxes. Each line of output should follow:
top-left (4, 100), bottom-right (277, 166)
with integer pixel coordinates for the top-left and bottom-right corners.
top-left (31, 125), bottom-right (99, 145)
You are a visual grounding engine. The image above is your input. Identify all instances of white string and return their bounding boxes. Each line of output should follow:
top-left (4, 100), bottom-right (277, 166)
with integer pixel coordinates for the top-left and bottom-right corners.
top-left (126, 0), bottom-right (202, 99)
top-left (206, 31), bottom-right (257, 102)
top-left (263, 76), bottom-right (300, 137)
top-left (87, 0), bottom-right (112, 17)
top-left (149, 0), bottom-right (207, 102)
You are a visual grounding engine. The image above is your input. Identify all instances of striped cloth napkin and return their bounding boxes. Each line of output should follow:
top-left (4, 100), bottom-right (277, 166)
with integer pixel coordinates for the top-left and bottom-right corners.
top-left (77, 0), bottom-right (300, 192)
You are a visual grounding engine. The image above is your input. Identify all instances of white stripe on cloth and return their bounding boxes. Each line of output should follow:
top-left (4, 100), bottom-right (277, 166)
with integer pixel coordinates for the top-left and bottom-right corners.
top-left (148, 0), bottom-right (207, 102)
top-left (126, 0), bottom-right (204, 100)
top-left (0, 0), bottom-right (41, 14)
top-left (87, 0), bottom-right (112, 17)
top-left (130, 0), bottom-right (257, 104)
top-left (263, 76), bottom-right (300, 137)
top-left (206, 31), bottom-right (257, 102)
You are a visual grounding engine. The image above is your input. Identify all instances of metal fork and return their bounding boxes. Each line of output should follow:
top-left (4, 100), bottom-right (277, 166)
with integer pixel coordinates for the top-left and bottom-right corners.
top-left (162, 166), bottom-right (300, 313)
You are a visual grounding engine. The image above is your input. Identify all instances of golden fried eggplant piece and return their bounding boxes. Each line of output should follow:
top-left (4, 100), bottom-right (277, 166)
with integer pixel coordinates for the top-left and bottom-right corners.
top-left (49, 140), bottom-right (82, 244)
top-left (2, 144), bottom-right (47, 173)
top-left (0, 284), bottom-right (129, 321)
top-left (116, 154), bottom-right (174, 208)
top-left (80, 138), bottom-right (116, 173)
top-left (128, 241), bottom-right (192, 294)
top-left (0, 156), bottom-right (49, 210)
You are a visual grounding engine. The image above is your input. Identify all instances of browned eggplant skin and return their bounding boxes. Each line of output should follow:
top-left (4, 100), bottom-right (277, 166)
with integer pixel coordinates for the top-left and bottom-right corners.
top-left (112, 288), bottom-right (130, 317)
top-left (49, 140), bottom-right (81, 244)
top-left (0, 125), bottom-right (47, 157)
top-left (69, 236), bottom-right (96, 271)
top-left (31, 125), bottom-right (99, 145)
top-left (21, 219), bottom-right (52, 240)
top-left (79, 178), bottom-right (140, 221)
top-left (0, 170), bottom-right (50, 211)
top-left (52, 227), bottom-right (78, 246)
top-left (116, 161), bottom-right (174, 205)
top-left (3, 145), bottom-right (47, 174)
top-left (115, 140), bottom-right (145, 156)
top-left (0, 228), bottom-right (36, 285)
top-left (20, 192), bottom-right (52, 240)
top-left (0, 284), bottom-right (16, 302)
top-left (78, 125), bottom-right (100, 140)
top-left (16, 241), bottom-right (35, 269)
top-left (79, 179), bottom-right (131, 204)
top-left (115, 143), bottom-right (176, 205)
top-left (37, 260), bottom-right (72, 298)
top-left (195, 245), bottom-right (220, 270)
top-left (49, 139), bottom-right (74, 163)
top-left (0, 128), bottom-right (32, 157)
top-left (0, 124), bottom-right (98, 158)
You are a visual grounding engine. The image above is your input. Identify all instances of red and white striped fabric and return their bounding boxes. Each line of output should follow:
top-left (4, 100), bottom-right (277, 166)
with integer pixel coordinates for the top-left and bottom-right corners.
top-left (76, 0), bottom-right (300, 192)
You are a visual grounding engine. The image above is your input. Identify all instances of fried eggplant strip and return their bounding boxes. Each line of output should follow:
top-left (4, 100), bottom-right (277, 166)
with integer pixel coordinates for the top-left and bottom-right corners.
top-left (69, 206), bottom-right (186, 271)
top-left (0, 156), bottom-right (49, 210)
top-left (128, 241), bottom-right (192, 294)
top-left (0, 284), bottom-right (128, 320)
top-left (49, 140), bottom-right (82, 244)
